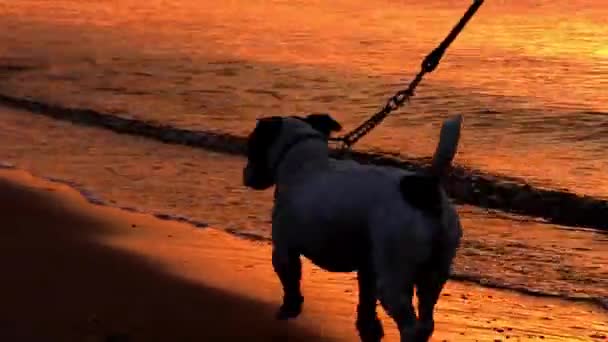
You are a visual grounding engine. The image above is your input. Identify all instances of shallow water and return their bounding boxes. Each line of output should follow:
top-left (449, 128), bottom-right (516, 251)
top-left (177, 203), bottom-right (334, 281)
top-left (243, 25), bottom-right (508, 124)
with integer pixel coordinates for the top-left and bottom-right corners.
top-left (1, 0), bottom-right (608, 196)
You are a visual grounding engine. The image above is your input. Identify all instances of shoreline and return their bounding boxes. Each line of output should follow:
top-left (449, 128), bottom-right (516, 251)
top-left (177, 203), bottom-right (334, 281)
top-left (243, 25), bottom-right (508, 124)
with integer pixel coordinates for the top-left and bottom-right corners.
top-left (1, 94), bottom-right (608, 231)
top-left (0, 168), bottom-right (606, 341)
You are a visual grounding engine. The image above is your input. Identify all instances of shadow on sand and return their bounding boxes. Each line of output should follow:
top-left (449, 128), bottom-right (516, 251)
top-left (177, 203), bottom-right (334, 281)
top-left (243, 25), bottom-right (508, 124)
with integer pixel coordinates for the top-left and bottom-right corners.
top-left (0, 177), bottom-right (333, 342)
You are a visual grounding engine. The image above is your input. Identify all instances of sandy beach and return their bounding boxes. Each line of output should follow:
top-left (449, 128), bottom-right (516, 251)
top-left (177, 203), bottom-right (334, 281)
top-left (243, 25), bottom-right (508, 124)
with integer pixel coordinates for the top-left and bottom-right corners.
top-left (0, 168), bottom-right (606, 342)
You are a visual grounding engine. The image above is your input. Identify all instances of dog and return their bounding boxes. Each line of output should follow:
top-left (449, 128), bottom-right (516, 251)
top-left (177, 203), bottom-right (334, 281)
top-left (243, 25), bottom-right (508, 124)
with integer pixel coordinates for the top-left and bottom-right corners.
top-left (243, 113), bottom-right (463, 342)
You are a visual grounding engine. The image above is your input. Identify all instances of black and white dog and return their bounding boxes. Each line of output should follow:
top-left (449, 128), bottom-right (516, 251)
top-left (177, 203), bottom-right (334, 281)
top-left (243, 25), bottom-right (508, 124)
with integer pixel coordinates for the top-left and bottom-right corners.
top-left (243, 113), bottom-right (463, 342)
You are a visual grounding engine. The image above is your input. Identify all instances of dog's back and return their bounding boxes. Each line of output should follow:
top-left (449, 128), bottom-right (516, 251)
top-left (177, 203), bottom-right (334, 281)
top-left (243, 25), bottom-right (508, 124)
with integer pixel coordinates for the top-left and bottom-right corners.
top-left (278, 114), bottom-right (463, 254)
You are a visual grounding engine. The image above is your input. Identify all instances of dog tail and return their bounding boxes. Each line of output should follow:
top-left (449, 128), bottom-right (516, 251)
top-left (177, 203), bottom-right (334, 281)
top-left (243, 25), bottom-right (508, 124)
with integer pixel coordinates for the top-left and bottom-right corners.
top-left (398, 115), bottom-right (462, 217)
top-left (430, 114), bottom-right (462, 177)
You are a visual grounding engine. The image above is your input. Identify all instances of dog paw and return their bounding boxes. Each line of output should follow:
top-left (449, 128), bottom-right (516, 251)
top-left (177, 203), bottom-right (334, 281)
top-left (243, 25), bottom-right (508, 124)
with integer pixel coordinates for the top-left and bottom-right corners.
top-left (356, 316), bottom-right (384, 342)
top-left (413, 321), bottom-right (434, 342)
top-left (276, 295), bottom-right (303, 320)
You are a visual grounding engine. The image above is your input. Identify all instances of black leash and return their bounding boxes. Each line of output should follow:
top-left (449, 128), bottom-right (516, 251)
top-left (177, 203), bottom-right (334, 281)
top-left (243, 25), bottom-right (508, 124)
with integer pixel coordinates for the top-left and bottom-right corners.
top-left (330, 0), bottom-right (485, 151)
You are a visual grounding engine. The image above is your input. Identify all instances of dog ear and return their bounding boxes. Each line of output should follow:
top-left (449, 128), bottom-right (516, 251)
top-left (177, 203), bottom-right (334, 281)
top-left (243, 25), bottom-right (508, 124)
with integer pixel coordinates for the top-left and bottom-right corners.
top-left (248, 116), bottom-right (284, 158)
top-left (244, 117), bottom-right (283, 190)
top-left (303, 113), bottom-right (342, 136)
top-left (256, 116), bottom-right (284, 136)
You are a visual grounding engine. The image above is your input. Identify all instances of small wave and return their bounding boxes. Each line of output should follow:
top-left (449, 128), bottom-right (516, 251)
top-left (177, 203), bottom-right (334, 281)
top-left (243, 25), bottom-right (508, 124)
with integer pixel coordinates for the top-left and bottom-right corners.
top-left (0, 161), bottom-right (16, 169)
top-left (225, 227), bottom-right (272, 242)
top-left (152, 213), bottom-right (209, 228)
top-left (0, 163), bottom-right (211, 231)
top-left (45, 177), bottom-right (210, 229)
top-left (451, 273), bottom-right (608, 311)
top-left (1, 93), bottom-right (608, 232)
top-left (582, 110), bottom-right (608, 117)
top-left (245, 89), bottom-right (283, 100)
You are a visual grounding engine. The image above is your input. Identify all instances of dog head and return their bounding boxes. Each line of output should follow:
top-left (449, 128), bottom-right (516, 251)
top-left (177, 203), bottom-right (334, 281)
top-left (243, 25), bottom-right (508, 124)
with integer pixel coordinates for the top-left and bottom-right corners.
top-left (243, 113), bottom-right (342, 190)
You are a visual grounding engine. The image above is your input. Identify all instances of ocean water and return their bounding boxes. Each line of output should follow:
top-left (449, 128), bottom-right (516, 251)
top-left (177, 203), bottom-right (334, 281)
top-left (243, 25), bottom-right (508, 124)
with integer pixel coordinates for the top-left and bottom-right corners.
top-left (0, 0), bottom-right (607, 309)
top-left (1, 0), bottom-right (608, 195)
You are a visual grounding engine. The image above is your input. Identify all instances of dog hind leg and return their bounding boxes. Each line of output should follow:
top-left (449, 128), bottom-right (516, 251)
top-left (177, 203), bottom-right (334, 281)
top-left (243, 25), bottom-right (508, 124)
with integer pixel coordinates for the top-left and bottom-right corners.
top-left (356, 264), bottom-right (384, 342)
top-left (377, 274), bottom-right (417, 341)
top-left (374, 248), bottom-right (417, 342)
top-left (414, 252), bottom-right (454, 341)
top-left (272, 245), bottom-right (304, 320)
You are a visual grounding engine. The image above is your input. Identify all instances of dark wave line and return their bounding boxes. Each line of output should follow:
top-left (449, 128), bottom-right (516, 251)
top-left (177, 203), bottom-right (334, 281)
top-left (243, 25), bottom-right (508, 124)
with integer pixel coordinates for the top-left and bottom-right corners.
top-left (450, 273), bottom-right (607, 311)
top-left (0, 94), bottom-right (248, 154)
top-left (1, 93), bottom-right (608, 232)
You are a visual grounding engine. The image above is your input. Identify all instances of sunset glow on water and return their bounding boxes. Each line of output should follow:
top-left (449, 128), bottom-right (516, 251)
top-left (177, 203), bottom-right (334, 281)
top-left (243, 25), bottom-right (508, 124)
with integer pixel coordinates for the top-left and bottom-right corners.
top-left (1, 0), bottom-right (607, 195)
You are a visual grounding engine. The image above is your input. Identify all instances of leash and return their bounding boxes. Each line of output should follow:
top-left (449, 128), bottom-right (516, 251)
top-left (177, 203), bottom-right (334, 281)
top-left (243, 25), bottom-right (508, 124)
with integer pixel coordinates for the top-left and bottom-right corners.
top-left (329, 0), bottom-right (485, 152)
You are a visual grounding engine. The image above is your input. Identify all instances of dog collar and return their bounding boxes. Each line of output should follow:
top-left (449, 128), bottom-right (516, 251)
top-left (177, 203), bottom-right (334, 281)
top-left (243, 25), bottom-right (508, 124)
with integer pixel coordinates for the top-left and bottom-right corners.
top-left (271, 132), bottom-right (325, 173)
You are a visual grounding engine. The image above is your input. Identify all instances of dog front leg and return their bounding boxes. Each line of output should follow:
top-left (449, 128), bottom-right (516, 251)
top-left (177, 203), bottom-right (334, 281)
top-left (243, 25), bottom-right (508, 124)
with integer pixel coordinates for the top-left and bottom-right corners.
top-left (272, 246), bottom-right (303, 320)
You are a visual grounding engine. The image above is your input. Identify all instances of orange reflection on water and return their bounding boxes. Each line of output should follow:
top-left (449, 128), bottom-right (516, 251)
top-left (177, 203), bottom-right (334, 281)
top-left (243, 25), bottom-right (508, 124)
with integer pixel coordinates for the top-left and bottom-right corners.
top-left (1, 0), bottom-right (608, 196)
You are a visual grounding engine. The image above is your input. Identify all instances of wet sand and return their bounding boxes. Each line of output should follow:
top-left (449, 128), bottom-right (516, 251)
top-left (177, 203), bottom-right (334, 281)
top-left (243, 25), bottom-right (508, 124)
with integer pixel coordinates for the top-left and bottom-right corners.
top-left (0, 169), bottom-right (606, 342)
